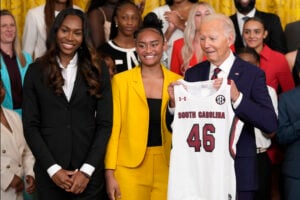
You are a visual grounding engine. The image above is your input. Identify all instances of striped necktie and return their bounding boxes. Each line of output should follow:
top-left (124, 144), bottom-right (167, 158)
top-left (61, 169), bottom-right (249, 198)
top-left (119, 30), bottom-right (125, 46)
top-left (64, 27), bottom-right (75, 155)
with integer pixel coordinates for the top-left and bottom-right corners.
top-left (211, 68), bottom-right (221, 80)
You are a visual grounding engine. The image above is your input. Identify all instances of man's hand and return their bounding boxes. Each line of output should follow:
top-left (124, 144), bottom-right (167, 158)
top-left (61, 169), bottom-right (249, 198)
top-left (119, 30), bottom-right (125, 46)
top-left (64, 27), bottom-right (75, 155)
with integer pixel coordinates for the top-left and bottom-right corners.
top-left (213, 78), bottom-right (223, 90)
top-left (230, 79), bottom-right (240, 102)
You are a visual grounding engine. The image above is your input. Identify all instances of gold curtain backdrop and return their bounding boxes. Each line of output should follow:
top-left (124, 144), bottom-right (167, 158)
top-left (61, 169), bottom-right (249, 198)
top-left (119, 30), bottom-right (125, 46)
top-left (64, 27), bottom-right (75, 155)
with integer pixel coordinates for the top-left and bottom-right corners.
top-left (1, 0), bottom-right (300, 43)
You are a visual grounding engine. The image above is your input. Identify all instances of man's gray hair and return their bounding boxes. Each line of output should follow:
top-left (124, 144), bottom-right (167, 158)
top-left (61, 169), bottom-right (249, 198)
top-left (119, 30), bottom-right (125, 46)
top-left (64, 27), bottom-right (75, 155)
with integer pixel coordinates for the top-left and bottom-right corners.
top-left (201, 13), bottom-right (236, 43)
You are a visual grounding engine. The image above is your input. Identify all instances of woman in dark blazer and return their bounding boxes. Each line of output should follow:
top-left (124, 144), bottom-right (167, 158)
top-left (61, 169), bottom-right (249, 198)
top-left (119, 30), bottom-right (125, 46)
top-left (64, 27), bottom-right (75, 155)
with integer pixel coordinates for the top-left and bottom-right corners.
top-left (22, 8), bottom-right (113, 200)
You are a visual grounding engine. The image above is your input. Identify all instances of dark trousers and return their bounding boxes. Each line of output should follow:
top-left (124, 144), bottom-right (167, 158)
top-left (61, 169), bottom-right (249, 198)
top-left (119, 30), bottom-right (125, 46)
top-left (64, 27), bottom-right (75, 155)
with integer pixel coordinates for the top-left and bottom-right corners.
top-left (254, 152), bottom-right (272, 200)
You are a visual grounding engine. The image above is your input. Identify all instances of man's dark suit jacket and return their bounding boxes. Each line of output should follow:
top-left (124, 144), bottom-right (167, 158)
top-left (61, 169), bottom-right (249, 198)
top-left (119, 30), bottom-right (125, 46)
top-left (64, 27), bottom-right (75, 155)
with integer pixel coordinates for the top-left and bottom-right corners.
top-left (183, 57), bottom-right (278, 191)
top-left (22, 60), bottom-right (113, 198)
top-left (230, 10), bottom-right (286, 53)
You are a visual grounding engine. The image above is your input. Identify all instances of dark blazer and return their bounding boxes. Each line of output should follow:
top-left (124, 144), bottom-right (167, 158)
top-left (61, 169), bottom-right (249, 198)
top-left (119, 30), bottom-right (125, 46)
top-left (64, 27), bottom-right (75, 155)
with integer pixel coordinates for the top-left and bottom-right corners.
top-left (22, 60), bottom-right (112, 198)
top-left (183, 57), bottom-right (278, 191)
top-left (230, 10), bottom-right (286, 53)
top-left (277, 86), bottom-right (300, 179)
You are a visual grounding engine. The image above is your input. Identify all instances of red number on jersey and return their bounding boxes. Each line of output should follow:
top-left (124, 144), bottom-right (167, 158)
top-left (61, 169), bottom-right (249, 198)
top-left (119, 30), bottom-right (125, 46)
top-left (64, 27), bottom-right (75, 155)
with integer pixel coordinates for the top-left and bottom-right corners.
top-left (187, 123), bottom-right (215, 152)
top-left (186, 124), bottom-right (201, 152)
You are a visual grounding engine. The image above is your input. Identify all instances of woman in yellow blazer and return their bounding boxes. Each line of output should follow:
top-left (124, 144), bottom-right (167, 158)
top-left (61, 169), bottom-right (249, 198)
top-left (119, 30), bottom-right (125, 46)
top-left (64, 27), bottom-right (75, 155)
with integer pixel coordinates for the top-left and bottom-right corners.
top-left (105, 12), bottom-right (181, 200)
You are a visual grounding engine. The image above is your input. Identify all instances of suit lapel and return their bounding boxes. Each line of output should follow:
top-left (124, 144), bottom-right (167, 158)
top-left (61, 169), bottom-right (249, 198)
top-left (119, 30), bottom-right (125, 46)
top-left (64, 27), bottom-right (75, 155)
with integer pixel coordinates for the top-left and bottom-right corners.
top-left (131, 67), bottom-right (148, 105)
top-left (200, 62), bottom-right (210, 81)
top-left (69, 68), bottom-right (83, 103)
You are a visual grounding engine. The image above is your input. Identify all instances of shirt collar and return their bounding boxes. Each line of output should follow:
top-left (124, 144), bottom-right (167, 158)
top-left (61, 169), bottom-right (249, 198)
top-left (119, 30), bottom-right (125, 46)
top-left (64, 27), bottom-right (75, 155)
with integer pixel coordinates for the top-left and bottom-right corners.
top-left (259, 44), bottom-right (271, 61)
top-left (57, 53), bottom-right (78, 69)
top-left (237, 8), bottom-right (256, 20)
top-left (210, 51), bottom-right (235, 75)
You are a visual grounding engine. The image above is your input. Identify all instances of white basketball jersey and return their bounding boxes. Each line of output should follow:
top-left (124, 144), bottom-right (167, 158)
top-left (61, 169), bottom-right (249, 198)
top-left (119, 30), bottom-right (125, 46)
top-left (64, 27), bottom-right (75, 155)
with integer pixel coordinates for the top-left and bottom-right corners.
top-left (168, 79), bottom-right (244, 200)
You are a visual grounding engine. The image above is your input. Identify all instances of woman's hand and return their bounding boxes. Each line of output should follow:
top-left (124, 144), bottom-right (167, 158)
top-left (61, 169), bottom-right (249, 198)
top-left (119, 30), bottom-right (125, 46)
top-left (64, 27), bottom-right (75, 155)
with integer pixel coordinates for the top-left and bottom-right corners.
top-left (105, 169), bottom-right (121, 200)
top-left (9, 175), bottom-right (24, 193)
top-left (25, 175), bottom-right (35, 194)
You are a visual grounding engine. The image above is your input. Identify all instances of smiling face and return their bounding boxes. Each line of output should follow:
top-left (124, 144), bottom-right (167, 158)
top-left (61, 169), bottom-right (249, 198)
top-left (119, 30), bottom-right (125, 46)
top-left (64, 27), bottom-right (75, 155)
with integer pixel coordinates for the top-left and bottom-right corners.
top-left (115, 3), bottom-right (140, 37)
top-left (242, 19), bottom-right (267, 53)
top-left (199, 17), bottom-right (234, 66)
top-left (56, 14), bottom-right (83, 61)
top-left (135, 28), bottom-right (165, 68)
top-left (0, 15), bottom-right (16, 45)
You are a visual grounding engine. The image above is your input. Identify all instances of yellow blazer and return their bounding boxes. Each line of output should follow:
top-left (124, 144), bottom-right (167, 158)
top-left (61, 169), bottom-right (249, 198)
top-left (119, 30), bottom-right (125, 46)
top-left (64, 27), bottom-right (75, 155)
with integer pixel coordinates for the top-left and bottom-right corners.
top-left (105, 65), bottom-right (182, 169)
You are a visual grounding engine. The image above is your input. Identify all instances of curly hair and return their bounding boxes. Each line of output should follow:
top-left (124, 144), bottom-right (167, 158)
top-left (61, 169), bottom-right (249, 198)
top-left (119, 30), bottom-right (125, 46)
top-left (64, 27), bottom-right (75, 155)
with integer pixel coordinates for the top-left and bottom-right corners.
top-left (38, 8), bottom-right (103, 98)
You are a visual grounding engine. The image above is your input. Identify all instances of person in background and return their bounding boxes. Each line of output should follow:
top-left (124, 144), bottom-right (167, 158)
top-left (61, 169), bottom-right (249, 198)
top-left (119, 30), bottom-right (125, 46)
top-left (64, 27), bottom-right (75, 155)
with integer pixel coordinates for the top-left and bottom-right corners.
top-left (170, 2), bottom-right (215, 75)
top-left (152, 0), bottom-right (198, 67)
top-left (167, 13), bottom-right (277, 200)
top-left (98, 0), bottom-right (141, 73)
top-left (230, 0), bottom-right (286, 53)
top-left (237, 47), bottom-right (277, 200)
top-left (242, 16), bottom-right (295, 200)
top-left (0, 10), bottom-right (32, 116)
top-left (1, 79), bottom-right (36, 200)
top-left (276, 82), bottom-right (300, 200)
top-left (87, 0), bottom-right (119, 49)
top-left (243, 17), bottom-right (294, 94)
top-left (22, 8), bottom-right (112, 200)
top-left (285, 48), bottom-right (300, 86)
top-left (104, 12), bottom-right (181, 200)
top-left (22, 0), bottom-right (81, 59)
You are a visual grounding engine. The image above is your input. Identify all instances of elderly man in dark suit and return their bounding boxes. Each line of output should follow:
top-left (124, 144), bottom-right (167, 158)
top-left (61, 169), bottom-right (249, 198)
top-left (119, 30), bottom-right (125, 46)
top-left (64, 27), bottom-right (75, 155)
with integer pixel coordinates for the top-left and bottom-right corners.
top-left (230, 0), bottom-right (286, 53)
top-left (277, 85), bottom-right (300, 200)
top-left (167, 13), bottom-right (277, 200)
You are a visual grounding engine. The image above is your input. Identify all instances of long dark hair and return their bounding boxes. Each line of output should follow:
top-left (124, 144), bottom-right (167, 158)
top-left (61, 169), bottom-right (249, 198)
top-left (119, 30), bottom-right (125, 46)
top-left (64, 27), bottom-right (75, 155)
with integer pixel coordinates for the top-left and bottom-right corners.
top-left (109, 0), bottom-right (140, 40)
top-left (44, 0), bottom-right (73, 35)
top-left (38, 8), bottom-right (103, 98)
